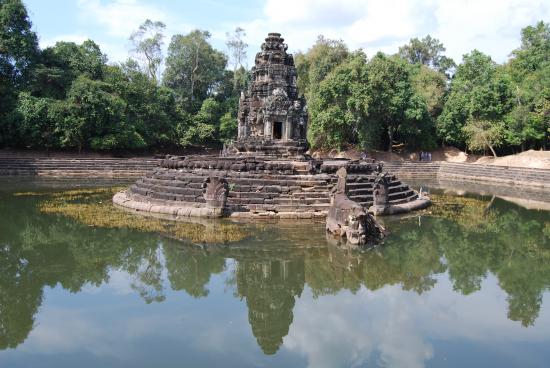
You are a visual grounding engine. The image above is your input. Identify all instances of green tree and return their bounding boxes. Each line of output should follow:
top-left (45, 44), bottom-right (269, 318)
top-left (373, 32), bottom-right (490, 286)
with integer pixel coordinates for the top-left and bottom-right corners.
top-left (398, 35), bottom-right (455, 75)
top-left (509, 21), bottom-right (550, 78)
top-left (504, 65), bottom-right (550, 150)
top-left (307, 51), bottom-right (369, 149)
top-left (463, 118), bottom-right (505, 157)
top-left (177, 97), bottom-right (221, 147)
top-left (0, 0), bottom-right (39, 146)
top-left (504, 21), bottom-right (550, 150)
top-left (15, 92), bottom-right (66, 149)
top-left (0, 0), bottom-right (39, 84)
top-left (105, 61), bottom-right (180, 148)
top-left (61, 76), bottom-right (145, 151)
top-left (31, 40), bottom-right (106, 99)
top-left (225, 27), bottom-right (248, 72)
top-left (438, 50), bottom-right (512, 147)
top-left (219, 111), bottom-right (237, 143)
top-left (410, 64), bottom-right (447, 119)
top-left (129, 19), bottom-right (166, 83)
top-left (164, 30), bottom-right (227, 109)
top-left (365, 52), bottom-right (432, 152)
top-left (294, 35), bottom-right (349, 99)
top-left (215, 67), bottom-right (250, 144)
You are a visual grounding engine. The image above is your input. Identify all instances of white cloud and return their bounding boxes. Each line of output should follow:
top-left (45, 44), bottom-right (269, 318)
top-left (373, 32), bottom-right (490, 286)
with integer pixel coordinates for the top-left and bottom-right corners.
top-left (38, 1), bottom-right (550, 68)
top-left (283, 275), bottom-right (550, 368)
top-left (237, 0), bottom-right (550, 64)
top-left (264, 0), bottom-right (365, 26)
top-left (21, 308), bottom-right (119, 356)
top-left (73, 0), bottom-right (194, 64)
top-left (431, 0), bottom-right (548, 62)
top-left (284, 287), bottom-right (434, 368)
top-left (77, 0), bottom-right (169, 38)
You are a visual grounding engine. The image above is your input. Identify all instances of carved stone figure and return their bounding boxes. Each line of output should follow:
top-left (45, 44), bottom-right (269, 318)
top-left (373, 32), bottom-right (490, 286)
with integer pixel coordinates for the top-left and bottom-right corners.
top-left (372, 172), bottom-right (391, 212)
top-left (326, 168), bottom-right (386, 246)
top-left (202, 177), bottom-right (229, 209)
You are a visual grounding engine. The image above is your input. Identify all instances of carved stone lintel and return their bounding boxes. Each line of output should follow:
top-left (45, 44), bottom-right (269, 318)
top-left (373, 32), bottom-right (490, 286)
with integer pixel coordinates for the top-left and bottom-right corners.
top-left (202, 177), bottom-right (228, 209)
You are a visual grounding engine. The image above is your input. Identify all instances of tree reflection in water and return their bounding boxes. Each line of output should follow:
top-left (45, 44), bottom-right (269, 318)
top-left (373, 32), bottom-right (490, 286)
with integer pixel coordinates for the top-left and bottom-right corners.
top-left (0, 189), bottom-right (549, 353)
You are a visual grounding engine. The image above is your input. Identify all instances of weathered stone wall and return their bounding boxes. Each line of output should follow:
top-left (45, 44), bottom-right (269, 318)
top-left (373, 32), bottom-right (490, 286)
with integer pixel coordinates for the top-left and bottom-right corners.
top-left (438, 162), bottom-right (550, 189)
top-left (126, 163), bottom-right (420, 219)
top-left (0, 157), bottom-right (158, 177)
top-left (382, 161), bottom-right (550, 189)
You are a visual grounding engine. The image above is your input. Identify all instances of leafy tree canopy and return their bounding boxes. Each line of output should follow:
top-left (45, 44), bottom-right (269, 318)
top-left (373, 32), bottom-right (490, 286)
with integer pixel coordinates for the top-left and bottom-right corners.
top-left (164, 30), bottom-right (227, 110)
top-left (398, 35), bottom-right (456, 76)
top-left (295, 35), bottom-right (349, 99)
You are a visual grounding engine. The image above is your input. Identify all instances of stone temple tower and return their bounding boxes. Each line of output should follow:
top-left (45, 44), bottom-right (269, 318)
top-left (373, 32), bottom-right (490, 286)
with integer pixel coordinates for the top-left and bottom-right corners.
top-left (223, 33), bottom-right (308, 158)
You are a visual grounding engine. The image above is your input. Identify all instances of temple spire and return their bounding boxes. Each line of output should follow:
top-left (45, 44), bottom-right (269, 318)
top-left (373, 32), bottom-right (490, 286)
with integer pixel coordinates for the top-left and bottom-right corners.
top-left (236, 32), bottom-right (307, 144)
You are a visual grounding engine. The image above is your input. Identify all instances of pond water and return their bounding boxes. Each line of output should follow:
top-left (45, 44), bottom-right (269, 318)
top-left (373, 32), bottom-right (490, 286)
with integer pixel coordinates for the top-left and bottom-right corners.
top-left (0, 179), bottom-right (549, 368)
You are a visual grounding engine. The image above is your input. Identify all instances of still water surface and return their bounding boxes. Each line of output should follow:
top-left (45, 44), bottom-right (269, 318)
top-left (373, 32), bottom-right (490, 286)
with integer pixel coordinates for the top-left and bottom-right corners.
top-left (0, 179), bottom-right (549, 368)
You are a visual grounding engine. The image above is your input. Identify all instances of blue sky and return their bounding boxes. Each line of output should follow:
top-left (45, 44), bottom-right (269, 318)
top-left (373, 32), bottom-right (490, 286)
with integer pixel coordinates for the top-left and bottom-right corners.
top-left (24, 0), bottom-right (550, 67)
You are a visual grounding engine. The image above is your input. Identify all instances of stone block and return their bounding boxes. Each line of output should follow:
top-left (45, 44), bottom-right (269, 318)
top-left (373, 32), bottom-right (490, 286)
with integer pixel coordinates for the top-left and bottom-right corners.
top-left (248, 198), bottom-right (265, 204)
top-left (265, 185), bottom-right (282, 193)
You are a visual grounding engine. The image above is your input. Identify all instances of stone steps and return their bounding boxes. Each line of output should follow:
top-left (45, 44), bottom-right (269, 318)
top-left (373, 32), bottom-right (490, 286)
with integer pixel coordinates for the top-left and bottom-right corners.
top-left (381, 161), bottom-right (550, 188)
top-left (0, 157), bottom-right (158, 177)
top-left (391, 192), bottom-right (421, 204)
top-left (345, 176), bottom-right (417, 202)
top-left (440, 163), bottom-right (550, 178)
top-left (348, 189), bottom-right (415, 203)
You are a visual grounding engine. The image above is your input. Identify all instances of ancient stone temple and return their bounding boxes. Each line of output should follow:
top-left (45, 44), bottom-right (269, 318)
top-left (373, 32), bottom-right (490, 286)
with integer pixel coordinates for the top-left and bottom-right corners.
top-left (113, 32), bottom-right (431, 245)
top-left (223, 33), bottom-right (308, 158)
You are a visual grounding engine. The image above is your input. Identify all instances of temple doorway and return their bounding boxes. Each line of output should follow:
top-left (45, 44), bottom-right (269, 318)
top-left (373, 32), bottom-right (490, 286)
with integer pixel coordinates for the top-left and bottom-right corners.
top-left (273, 121), bottom-right (283, 140)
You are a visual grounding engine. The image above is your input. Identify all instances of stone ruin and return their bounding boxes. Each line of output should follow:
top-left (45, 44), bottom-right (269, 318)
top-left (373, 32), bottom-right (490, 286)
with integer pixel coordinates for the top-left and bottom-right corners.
top-left (222, 32), bottom-right (308, 158)
top-left (113, 32), bottom-right (431, 246)
top-left (326, 168), bottom-right (387, 246)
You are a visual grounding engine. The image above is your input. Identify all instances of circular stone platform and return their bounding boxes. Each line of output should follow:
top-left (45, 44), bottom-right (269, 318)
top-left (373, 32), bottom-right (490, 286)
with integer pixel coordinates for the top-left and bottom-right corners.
top-left (113, 155), bottom-right (431, 219)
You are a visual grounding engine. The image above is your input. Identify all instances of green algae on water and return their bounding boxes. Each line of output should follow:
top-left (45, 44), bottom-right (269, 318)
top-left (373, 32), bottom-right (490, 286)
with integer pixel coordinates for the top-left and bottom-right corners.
top-left (17, 187), bottom-right (248, 244)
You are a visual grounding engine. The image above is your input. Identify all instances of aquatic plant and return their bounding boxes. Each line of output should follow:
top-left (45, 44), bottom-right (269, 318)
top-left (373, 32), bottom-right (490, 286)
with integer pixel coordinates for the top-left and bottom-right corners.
top-left (17, 187), bottom-right (248, 244)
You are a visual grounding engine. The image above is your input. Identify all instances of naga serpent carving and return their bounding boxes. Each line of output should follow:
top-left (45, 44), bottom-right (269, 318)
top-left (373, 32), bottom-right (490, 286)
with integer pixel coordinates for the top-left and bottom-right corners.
top-left (202, 177), bottom-right (229, 209)
top-left (326, 168), bottom-right (387, 246)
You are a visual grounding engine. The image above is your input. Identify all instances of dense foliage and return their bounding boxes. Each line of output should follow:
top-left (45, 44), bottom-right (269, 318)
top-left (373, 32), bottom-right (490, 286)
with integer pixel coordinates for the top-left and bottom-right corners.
top-left (300, 23), bottom-right (549, 154)
top-left (0, 0), bottom-right (247, 152)
top-left (0, 0), bottom-right (548, 154)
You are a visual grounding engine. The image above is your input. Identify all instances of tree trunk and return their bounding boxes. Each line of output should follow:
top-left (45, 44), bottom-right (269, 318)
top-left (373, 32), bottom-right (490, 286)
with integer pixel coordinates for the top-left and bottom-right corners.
top-left (191, 42), bottom-right (200, 101)
top-left (488, 144), bottom-right (498, 158)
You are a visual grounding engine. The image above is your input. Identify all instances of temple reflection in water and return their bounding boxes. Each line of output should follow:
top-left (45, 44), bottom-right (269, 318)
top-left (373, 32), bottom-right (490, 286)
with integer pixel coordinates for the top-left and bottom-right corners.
top-left (1, 190), bottom-right (549, 354)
